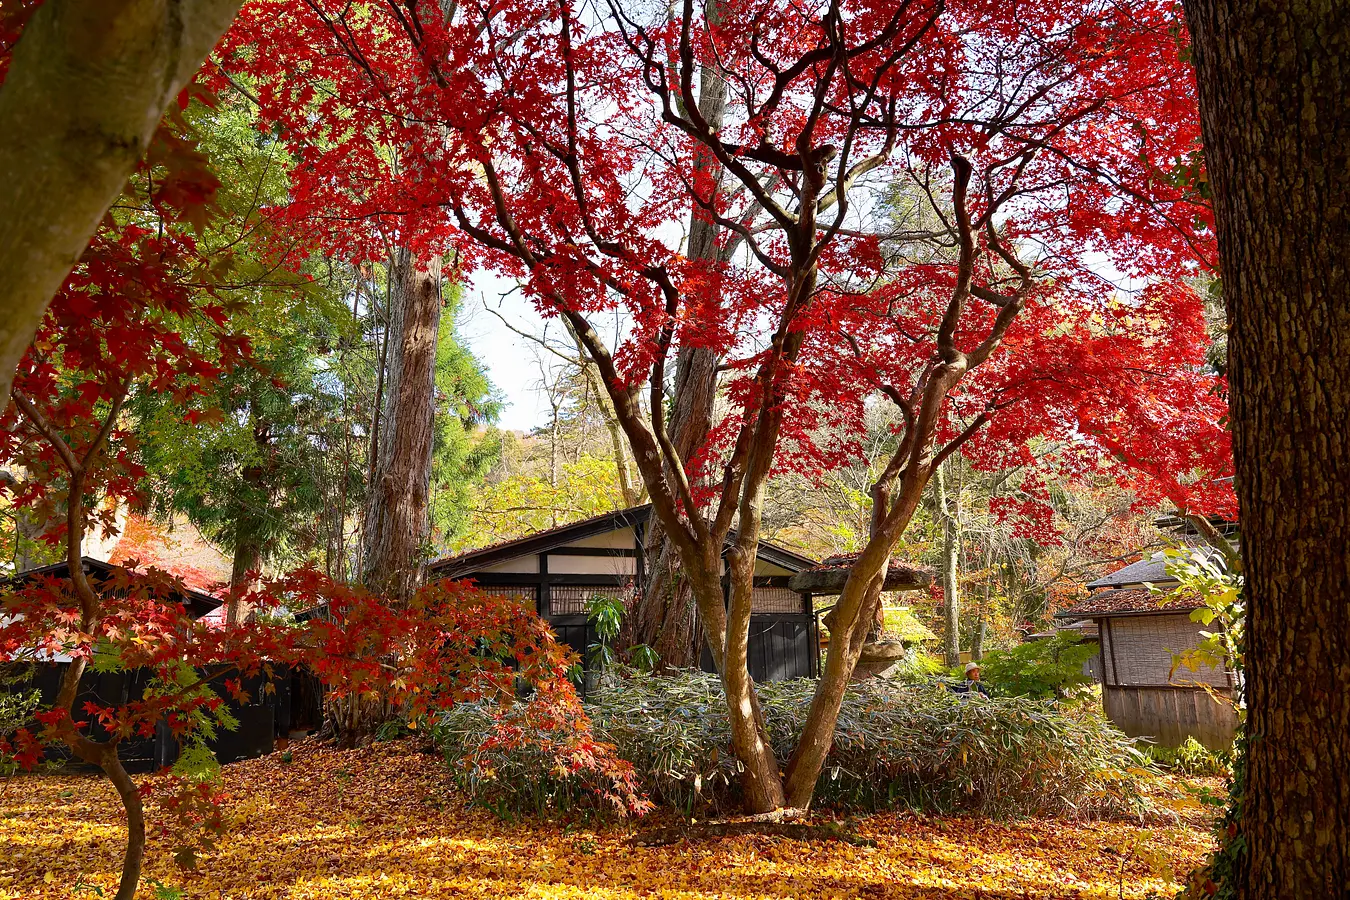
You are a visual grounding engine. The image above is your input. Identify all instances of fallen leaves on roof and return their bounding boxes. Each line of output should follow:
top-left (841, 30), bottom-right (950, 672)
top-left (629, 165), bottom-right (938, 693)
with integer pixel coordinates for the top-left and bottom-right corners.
top-left (1059, 588), bottom-right (1203, 619)
top-left (0, 739), bottom-right (1219, 899)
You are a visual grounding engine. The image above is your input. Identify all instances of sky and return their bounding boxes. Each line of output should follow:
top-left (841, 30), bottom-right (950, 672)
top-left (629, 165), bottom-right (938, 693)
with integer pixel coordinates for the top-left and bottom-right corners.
top-left (459, 268), bottom-right (554, 433)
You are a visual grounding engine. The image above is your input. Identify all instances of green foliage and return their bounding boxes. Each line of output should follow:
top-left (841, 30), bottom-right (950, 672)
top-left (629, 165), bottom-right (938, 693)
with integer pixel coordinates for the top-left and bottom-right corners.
top-left (585, 592), bottom-right (625, 671)
top-left (131, 98), bottom-right (365, 577)
top-left (0, 666), bottom-right (40, 776)
top-left (144, 877), bottom-right (185, 900)
top-left (972, 634), bottom-right (1097, 700)
top-left (149, 661), bottom-right (238, 743)
top-left (1159, 547), bottom-right (1243, 680)
top-left (1169, 544), bottom-right (1246, 900)
top-left (458, 453), bottom-right (630, 550)
top-left (1145, 736), bottom-right (1230, 778)
top-left (172, 740), bottom-right (223, 783)
top-left (438, 671), bottom-right (1152, 819)
top-left (627, 644), bottom-right (659, 674)
top-left (1177, 731), bottom-right (1247, 900)
top-left (429, 285), bottom-right (503, 546)
top-left (885, 651), bottom-right (947, 684)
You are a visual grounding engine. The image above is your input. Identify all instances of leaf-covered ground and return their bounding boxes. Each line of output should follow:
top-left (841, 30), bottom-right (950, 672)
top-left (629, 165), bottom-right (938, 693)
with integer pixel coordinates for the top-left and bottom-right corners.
top-left (0, 741), bottom-right (1218, 899)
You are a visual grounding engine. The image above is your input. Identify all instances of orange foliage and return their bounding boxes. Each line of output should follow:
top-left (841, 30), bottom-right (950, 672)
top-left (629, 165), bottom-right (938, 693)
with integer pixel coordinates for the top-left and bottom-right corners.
top-left (0, 741), bottom-right (1219, 899)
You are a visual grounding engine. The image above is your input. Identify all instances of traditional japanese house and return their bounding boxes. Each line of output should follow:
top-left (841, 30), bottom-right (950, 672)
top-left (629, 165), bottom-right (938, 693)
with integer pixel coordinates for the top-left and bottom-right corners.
top-left (1055, 552), bottom-right (1238, 749)
top-left (428, 504), bottom-right (822, 682)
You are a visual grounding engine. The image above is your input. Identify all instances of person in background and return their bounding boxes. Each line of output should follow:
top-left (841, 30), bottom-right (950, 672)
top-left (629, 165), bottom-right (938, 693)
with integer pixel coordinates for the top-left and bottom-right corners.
top-left (957, 661), bottom-right (991, 697)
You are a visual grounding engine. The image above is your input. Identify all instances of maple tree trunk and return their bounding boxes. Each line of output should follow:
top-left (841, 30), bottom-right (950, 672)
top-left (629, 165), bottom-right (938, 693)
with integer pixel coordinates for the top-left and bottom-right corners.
top-left (361, 249), bottom-right (443, 602)
top-left (1183, 0), bottom-right (1350, 895)
top-left (0, 0), bottom-right (242, 409)
top-left (933, 463), bottom-right (961, 666)
top-left (629, 345), bottom-right (719, 668)
top-left (784, 470), bottom-right (929, 807)
top-left (105, 751), bottom-right (146, 900)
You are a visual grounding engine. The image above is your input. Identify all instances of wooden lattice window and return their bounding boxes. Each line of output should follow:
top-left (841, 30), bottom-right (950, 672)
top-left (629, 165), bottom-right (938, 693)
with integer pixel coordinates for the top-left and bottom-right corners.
top-left (478, 586), bottom-right (538, 611)
top-left (548, 585), bottom-right (627, 616)
top-left (751, 586), bottom-right (805, 615)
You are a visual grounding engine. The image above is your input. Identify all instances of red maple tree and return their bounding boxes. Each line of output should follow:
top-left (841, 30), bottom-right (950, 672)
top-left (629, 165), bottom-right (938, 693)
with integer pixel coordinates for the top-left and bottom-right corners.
top-left (0, 70), bottom-right (641, 900)
top-left (216, 0), bottom-right (1233, 812)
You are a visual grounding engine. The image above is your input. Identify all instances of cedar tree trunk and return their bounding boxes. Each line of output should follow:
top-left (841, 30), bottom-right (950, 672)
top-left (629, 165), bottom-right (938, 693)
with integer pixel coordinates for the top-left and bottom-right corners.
top-left (0, 0), bottom-right (242, 408)
top-left (1184, 0), bottom-right (1350, 895)
top-left (361, 249), bottom-right (443, 602)
top-left (626, 10), bottom-right (727, 669)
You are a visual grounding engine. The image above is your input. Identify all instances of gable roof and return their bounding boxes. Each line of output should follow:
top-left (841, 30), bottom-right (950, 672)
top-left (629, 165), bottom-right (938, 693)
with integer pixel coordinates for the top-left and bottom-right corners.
top-left (1055, 587), bottom-right (1202, 620)
top-left (8, 557), bottom-right (222, 620)
top-left (429, 504), bottom-right (817, 578)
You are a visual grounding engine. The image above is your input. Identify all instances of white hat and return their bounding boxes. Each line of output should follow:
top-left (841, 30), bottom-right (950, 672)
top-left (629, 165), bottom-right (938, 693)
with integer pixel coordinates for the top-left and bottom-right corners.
top-left (964, 662), bottom-right (981, 674)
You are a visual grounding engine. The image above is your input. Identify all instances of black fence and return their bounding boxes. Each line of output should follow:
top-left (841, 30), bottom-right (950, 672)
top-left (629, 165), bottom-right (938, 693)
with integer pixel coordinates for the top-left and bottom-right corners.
top-left (10, 662), bottom-right (291, 772)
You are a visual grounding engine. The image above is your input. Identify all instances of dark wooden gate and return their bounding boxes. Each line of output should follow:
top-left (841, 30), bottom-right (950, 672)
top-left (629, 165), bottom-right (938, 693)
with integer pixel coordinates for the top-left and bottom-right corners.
top-left (700, 615), bottom-right (819, 683)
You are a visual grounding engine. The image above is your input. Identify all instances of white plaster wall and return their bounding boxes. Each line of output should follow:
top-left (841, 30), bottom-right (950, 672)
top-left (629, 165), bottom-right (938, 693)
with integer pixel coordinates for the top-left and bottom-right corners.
top-left (479, 555), bottom-right (540, 574)
top-left (548, 555), bottom-right (637, 576)
top-left (561, 528), bottom-right (637, 550)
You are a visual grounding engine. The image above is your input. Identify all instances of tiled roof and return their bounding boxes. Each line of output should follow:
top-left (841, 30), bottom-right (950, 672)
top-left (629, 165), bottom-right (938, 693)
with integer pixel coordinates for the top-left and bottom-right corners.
top-left (810, 554), bottom-right (931, 582)
top-left (1085, 553), bottom-right (1179, 590)
top-left (1056, 587), bottom-right (1202, 619)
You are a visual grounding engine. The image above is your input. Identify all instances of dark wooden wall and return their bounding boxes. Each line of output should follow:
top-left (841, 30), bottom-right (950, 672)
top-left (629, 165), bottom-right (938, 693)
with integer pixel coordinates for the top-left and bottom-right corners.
top-left (699, 615), bottom-right (819, 683)
top-left (17, 663), bottom-right (287, 771)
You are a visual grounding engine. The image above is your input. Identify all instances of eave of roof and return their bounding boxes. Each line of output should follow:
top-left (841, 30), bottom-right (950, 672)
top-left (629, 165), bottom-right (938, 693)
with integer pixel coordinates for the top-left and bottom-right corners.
top-left (428, 503), bottom-right (818, 577)
top-left (1085, 553), bottom-right (1181, 590)
top-left (7, 557), bottom-right (222, 619)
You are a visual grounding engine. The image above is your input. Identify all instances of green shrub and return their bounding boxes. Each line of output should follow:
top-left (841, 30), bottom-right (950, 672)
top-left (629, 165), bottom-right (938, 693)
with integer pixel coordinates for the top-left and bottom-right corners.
top-left (973, 634), bottom-right (1098, 700)
top-left (436, 671), bottom-right (1152, 820)
top-left (1145, 736), bottom-right (1231, 777)
top-left (888, 651), bottom-right (947, 684)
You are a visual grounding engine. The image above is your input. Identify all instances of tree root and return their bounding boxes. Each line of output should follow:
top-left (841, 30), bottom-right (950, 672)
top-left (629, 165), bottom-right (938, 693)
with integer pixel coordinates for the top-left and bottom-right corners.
top-left (632, 820), bottom-right (876, 848)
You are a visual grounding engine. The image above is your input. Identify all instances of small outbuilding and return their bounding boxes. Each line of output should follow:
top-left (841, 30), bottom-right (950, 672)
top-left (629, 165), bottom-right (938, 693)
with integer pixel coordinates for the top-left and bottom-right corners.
top-left (1056, 552), bottom-right (1238, 750)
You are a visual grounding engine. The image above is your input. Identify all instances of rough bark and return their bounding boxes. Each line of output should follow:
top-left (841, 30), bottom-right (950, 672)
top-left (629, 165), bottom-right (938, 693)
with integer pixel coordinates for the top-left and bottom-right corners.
top-left (1182, 1), bottom-right (1349, 895)
top-left (361, 250), bottom-right (443, 603)
top-left (629, 344), bottom-right (720, 667)
top-left (225, 412), bottom-right (269, 625)
top-left (0, 0), bottom-right (243, 409)
top-left (932, 462), bottom-right (961, 666)
top-left (226, 530), bottom-right (260, 625)
top-left (626, 15), bottom-right (727, 670)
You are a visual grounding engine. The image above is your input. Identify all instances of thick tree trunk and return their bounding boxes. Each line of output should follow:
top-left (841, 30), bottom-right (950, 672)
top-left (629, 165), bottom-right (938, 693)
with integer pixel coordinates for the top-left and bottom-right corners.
top-left (361, 250), bottom-right (443, 602)
top-left (625, 17), bottom-right (727, 670)
top-left (932, 463), bottom-right (961, 666)
top-left (1183, 1), bottom-right (1349, 895)
top-left (226, 533), bottom-right (260, 625)
top-left (0, 0), bottom-right (242, 409)
top-left (226, 415), bottom-right (269, 624)
top-left (629, 345), bottom-right (719, 667)
top-left (784, 469), bottom-right (930, 807)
